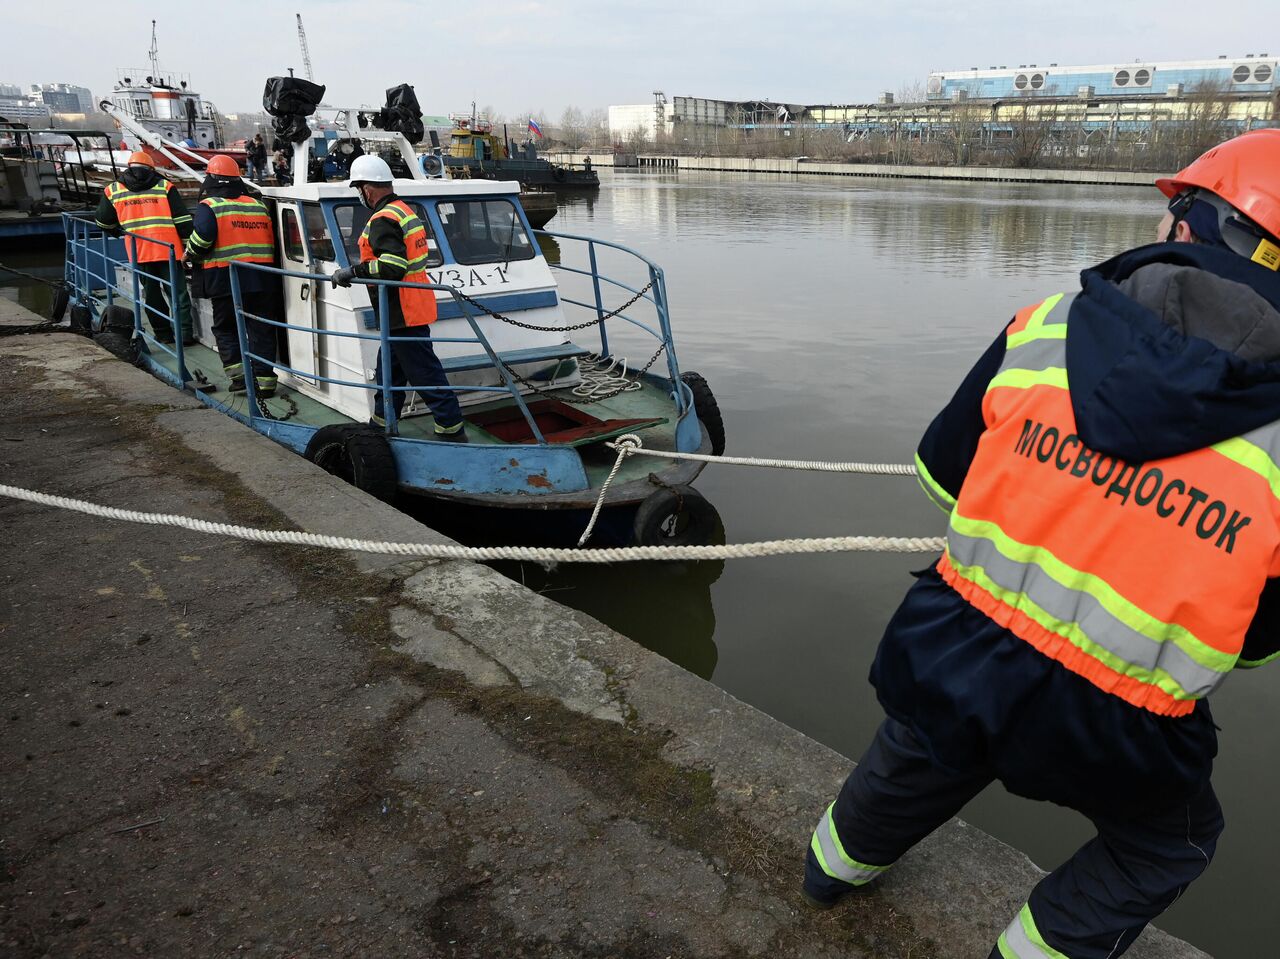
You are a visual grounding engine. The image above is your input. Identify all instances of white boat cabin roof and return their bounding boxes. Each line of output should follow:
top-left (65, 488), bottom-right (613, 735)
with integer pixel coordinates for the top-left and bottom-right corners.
top-left (259, 178), bottom-right (523, 203)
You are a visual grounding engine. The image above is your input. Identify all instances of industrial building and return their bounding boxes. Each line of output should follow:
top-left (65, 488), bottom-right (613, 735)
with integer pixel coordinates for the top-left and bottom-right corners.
top-left (609, 55), bottom-right (1279, 147)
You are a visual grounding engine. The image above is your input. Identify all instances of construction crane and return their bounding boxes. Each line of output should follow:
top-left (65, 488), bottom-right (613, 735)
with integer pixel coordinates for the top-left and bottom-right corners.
top-left (296, 13), bottom-right (314, 82)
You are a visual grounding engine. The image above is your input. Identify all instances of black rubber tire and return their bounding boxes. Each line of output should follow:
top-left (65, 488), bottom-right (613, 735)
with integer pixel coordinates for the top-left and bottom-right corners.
top-left (680, 370), bottom-right (726, 456)
top-left (93, 329), bottom-right (136, 361)
top-left (633, 485), bottom-right (721, 547)
top-left (100, 304), bottom-right (135, 332)
top-left (69, 303), bottom-right (92, 334)
top-left (304, 425), bottom-right (399, 502)
top-left (50, 285), bottom-right (69, 322)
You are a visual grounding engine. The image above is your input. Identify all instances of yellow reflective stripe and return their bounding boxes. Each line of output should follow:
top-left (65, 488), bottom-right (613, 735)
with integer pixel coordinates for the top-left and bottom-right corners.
top-left (120, 216), bottom-right (178, 229)
top-left (985, 367), bottom-right (1069, 393)
top-left (949, 513), bottom-right (1234, 680)
top-left (824, 805), bottom-right (888, 877)
top-left (809, 832), bottom-right (835, 878)
top-left (1018, 905), bottom-right (1070, 958)
top-left (1212, 436), bottom-right (1280, 504)
top-left (915, 452), bottom-right (956, 513)
top-left (379, 254), bottom-right (410, 269)
top-left (1007, 294), bottom-right (1066, 348)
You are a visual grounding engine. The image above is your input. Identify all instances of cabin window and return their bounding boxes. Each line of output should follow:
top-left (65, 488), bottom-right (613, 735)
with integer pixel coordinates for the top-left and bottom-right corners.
top-left (281, 208), bottom-right (305, 263)
top-left (436, 199), bottom-right (534, 266)
top-left (332, 201), bottom-right (442, 267)
top-left (302, 203), bottom-right (337, 262)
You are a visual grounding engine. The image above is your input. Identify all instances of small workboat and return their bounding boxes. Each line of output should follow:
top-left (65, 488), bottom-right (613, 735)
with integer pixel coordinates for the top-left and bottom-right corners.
top-left (61, 84), bottom-right (725, 546)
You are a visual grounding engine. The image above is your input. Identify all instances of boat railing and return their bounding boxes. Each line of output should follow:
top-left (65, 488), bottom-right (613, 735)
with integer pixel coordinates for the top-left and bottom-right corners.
top-left (63, 212), bottom-right (689, 446)
top-left (534, 230), bottom-right (688, 418)
top-left (227, 262), bottom-right (559, 443)
top-left (63, 211), bottom-right (194, 383)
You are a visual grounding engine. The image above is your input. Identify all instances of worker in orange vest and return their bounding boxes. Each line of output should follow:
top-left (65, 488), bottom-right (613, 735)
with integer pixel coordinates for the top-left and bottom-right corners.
top-left (94, 151), bottom-right (194, 345)
top-left (185, 155), bottom-right (281, 397)
top-left (330, 155), bottom-right (465, 440)
top-left (804, 129), bottom-right (1280, 958)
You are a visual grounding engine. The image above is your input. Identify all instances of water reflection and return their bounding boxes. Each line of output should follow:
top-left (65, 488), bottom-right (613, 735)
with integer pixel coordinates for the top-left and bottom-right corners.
top-left (0, 246), bottom-right (62, 317)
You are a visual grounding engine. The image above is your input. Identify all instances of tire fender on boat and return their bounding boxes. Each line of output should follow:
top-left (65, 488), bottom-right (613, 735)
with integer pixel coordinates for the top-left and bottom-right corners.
top-left (633, 485), bottom-right (721, 547)
top-left (92, 329), bottom-right (138, 363)
top-left (51, 286), bottom-right (69, 323)
top-left (680, 370), bottom-right (726, 456)
top-left (304, 425), bottom-right (399, 503)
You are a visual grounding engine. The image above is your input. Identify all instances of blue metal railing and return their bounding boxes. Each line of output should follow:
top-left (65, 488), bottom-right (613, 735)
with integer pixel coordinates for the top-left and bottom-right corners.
top-left (63, 211), bottom-right (688, 446)
top-left (228, 262), bottom-right (551, 443)
top-left (63, 212), bottom-right (192, 384)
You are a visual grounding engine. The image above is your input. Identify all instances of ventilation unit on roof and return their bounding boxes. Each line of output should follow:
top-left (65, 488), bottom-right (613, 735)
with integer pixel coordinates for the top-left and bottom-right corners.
top-left (1015, 73), bottom-right (1029, 90)
top-left (1256, 64), bottom-right (1273, 83)
top-left (927, 75), bottom-right (944, 94)
top-left (1030, 72), bottom-right (1046, 89)
top-left (1134, 68), bottom-right (1151, 86)
top-left (1234, 64), bottom-right (1254, 83)
top-left (1114, 69), bottom-right (1131, 86)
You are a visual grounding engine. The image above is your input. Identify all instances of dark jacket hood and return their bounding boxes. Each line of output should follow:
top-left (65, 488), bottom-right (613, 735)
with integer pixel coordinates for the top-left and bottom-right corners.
top-left (121, 165), bottom-right (162, 191)
top-left (1066, 243), bottom-right (1280, 462)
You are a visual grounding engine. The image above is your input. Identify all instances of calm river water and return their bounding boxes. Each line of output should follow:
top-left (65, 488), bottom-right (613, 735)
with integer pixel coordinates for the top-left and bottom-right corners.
top-left (2, 171), bottom-right (1268, 955)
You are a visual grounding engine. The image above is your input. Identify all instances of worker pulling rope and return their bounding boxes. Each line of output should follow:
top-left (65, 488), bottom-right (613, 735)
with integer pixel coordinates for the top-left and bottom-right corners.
top-left (0, 483), bottom-right (945, 563)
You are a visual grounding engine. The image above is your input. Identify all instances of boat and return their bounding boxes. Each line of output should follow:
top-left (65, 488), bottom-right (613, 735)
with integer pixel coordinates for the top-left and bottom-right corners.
top-left (60, 81), bottom-right (724, 546)
top-left (105, 21), bottom-right (237, 162)
top-left (445, 115), bottom-right (600, 191)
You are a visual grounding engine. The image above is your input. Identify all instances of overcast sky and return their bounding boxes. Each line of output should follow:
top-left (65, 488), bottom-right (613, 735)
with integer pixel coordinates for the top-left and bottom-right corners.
top-left (6, 1), bottom-right (1271, 118)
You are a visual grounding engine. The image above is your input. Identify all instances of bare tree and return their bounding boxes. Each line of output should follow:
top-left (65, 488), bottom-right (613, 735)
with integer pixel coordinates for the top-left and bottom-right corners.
top-left (1003, 96), bottom-right (1059, 168)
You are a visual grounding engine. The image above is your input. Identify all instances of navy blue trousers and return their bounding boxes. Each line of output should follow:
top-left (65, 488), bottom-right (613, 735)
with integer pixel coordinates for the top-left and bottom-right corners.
top-left (373, 325), bottom-right (463, 430)
top-left (805, 718), bottom-right (1223, 958)
top-left (210, 293), bottom-right (278, 378)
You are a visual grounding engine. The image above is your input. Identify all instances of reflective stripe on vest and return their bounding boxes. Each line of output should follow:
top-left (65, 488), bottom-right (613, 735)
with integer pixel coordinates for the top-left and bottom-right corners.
top-left (193, 195), bottom-right (275, 270)
top-left (106, 181), bottom-right (183, 263)
top-left (808, 803), bottom-right (891, 886)
top-left (995, 904), bottom-right (1069, 958)
top-left (944, 291), bottom-right (1280, 717)
top-left (358, 199), bottom-right (437, 327)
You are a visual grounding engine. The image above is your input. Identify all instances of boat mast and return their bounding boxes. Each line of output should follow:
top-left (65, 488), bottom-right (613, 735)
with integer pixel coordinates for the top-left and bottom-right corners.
top-left (149, 20), bottom-right (160, 82)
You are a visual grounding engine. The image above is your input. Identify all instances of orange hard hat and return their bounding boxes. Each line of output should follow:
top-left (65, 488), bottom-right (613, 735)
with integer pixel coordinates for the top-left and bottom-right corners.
top-left (1156, 129), bottom-right (1280, 240)
top-left (206, 154), bottom-right (240, 177)
top-left (126, 150), bottom-right (155, 168)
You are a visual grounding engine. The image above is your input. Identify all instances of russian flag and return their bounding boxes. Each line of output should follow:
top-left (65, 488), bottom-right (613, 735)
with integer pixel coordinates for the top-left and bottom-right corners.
top-left (528, 117), bottom-right (543, 139)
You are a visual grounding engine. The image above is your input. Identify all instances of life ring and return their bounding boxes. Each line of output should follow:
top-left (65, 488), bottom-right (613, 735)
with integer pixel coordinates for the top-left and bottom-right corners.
top-left (50, 285), bottom-right (69, 322)
top-left (304, 425), bottom-right (399, 502)
top-left (680, 370), bottom-right (726, 456)
top-left (632, 485), bottom-right (721, 547)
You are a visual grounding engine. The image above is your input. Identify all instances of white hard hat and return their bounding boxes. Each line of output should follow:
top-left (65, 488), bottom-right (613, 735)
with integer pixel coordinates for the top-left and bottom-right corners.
top-left (348, 154), bottom-right (394, 186)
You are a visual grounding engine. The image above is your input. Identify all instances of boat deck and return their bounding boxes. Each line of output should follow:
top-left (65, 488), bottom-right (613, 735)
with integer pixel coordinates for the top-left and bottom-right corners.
top-left (149, 339), bottom-right (684, 491)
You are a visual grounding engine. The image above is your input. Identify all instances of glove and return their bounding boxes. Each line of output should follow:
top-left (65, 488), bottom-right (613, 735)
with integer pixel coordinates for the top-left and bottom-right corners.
top-left (331, 266), bottom-right (358, 288)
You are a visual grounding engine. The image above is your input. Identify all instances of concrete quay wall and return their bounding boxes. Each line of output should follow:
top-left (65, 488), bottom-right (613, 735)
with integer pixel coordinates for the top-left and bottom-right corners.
top-left (0, 299), bottom-right (1206, 958)
top-left (552, 152), bottom-right (1162, 186)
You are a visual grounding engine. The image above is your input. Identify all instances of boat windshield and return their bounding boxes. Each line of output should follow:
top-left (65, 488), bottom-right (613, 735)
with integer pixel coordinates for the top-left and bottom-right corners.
top-left (436, 199), bottom-right (535, 266)
top-left (332, 201), bottom-right (443, 268)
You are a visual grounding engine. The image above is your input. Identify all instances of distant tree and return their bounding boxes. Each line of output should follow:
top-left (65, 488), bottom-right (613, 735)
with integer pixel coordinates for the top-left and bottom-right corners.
top-left (557, 106), bottom-right (587, 151)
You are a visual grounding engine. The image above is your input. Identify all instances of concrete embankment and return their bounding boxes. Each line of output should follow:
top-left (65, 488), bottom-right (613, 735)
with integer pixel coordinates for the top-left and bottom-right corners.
top-left (0, 299), bottom-right (1206, 958)
top-left (554, 152), bottom-right (1162, 186)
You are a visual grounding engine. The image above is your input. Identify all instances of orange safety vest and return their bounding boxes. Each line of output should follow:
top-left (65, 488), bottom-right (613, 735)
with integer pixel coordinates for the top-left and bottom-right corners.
top-left (105, 180), bottom-right (184, 264)
top-left (357, 199), bottom-right (437, 327)
top-left (194, 195), bottom-right (275, 269)
top-left (936, 292), bottom-right (1280, 717)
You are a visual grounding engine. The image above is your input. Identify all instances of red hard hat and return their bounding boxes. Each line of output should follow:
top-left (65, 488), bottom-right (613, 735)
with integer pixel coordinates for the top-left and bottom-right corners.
top-left (127, 150), bottom-right (155, 168)
top-left (206, 154), bottom-right (240, 177)
top-left (1156, 129), bottom-right (1280, 240)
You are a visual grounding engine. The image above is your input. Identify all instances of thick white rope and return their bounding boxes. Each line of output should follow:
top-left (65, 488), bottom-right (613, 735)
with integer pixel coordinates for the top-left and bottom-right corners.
top-left (576, 435), bottom-right (639, 547)
top-left (0, 483), bottom-right (945, 562)
top-left (604, 437), bottom-right (918, 475)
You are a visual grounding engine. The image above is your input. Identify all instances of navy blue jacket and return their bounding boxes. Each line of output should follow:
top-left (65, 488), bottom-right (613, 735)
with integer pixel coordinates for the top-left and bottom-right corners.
top-left (873, 244), bottom-right (1280, 818)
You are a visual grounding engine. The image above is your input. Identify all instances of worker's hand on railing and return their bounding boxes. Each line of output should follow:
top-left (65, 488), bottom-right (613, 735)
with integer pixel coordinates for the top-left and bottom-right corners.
top-left (330, 266), bottom-right (357, 288)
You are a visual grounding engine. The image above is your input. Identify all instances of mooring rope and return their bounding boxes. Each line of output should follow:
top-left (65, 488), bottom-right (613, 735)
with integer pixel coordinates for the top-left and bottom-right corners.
top-left (0, 483), bottom-right (944, 563)
top-left (603, 435), bottom-right (918, 475)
